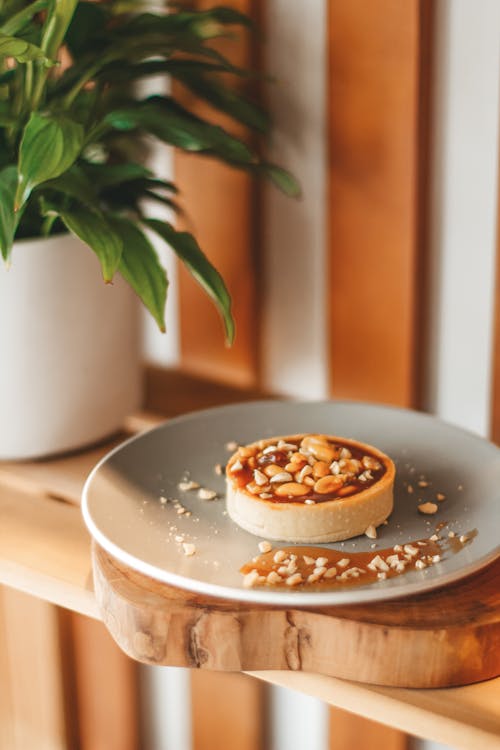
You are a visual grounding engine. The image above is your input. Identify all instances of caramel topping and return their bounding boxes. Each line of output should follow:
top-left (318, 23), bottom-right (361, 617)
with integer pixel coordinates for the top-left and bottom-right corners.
top-left (241, 540), bottom-right (442, 590)
top-left (240, 530), bottom-right (476, 590)
top-left (227, 434), bottom-right (388, 504)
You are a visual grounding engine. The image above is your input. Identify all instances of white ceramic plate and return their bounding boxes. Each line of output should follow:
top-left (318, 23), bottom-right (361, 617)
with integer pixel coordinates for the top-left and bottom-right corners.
top-left (82, 400), bottom-right (500, 606)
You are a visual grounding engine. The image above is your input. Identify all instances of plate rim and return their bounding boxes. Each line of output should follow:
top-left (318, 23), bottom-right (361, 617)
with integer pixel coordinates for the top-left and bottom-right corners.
top-left (82, 398), bottom-right (500, 606)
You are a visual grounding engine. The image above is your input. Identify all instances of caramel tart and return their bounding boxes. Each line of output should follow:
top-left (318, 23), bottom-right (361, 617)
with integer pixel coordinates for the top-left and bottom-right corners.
top-left (225, 434), bottom-right (395, 543)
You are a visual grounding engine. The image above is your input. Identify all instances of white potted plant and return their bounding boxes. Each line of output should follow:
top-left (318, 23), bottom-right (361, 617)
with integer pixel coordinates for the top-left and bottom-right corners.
top-left (0, 0), bottom-right (298, 459)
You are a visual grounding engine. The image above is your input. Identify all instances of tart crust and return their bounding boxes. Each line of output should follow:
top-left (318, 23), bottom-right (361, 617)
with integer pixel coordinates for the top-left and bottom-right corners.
top-left (225, 434), bottom-right (395, 543)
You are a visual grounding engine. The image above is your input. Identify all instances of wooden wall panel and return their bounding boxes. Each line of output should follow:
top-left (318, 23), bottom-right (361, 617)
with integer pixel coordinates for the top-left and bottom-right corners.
top-left (327, 1), bottom-right (432, 746)
top-left (330, 707), bottom-right (409, 750)
top-left (0, 587), bottom-right (71, 750)
top-left (191, 671), bottom-right (265, 750)
top-left (68, 612), bottom-right (140, 750)
top-left (327, 0), bottom-right (423, 407)
top-left (176, 0), bottom-right (259, 388)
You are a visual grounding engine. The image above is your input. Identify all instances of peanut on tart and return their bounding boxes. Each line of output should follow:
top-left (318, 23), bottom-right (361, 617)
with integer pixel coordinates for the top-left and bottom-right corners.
top-left (225, 434), bottom-right (395, 543)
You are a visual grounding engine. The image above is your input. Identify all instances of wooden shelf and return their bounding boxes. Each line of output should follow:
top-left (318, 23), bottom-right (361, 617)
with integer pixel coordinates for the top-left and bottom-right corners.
top-left (1, 368), bottom-right (499, 750)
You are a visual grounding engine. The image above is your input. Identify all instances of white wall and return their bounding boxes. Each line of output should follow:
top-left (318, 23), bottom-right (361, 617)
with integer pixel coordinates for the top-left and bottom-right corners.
top-left (414, 2), bottom-right (500, 748)
top-left (260, 0), bottom-right (329, 400)
top-left (140, 667), bottom-right (191, 750)
top-left (425, 0), bottom-right (500, 437)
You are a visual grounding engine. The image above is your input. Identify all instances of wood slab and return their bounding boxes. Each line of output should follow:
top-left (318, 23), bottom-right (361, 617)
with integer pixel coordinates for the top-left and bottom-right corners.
top-left (93, 543), bottom-right (500, 689)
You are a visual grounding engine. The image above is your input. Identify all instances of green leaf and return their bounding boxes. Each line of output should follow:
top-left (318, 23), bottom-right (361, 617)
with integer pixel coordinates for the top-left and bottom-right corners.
top-left (118, 8), bottom-right (251, 39)
top-left (0, 32), bottom-right (52, 64)
top-left (96, 59), bottom-right (251, 86)
top-left (173, 69), bottom-right (269, 133)
top-left (0, 68), bottom-right (15, 85)
top-left (81, 162), bottom-right (153, 189)
top-left (0, 0), bottom-right (29, 18)
top-left (65, 1), bottom-right (108, 57)
top-left (0, 110), bottom-right (15, 126)
top-left (260, 163), bottom-right (301, 198)
top-left (0, 166), bottom-right (20, 261)
top-left (174, 7), bottom-right (254, 38)
top-left (145, 218), bottom-right (234, 345)
top-left (203, 6), bottom-right (254, 28)
top-left (42, 201), bottom-right (123, 282)
top-left (135, 177), bottom-right (179, 195)
top-left (111, 217), bottom-right (167, 331)
top-left (16, 112), bottom-right (84, 209)
top-left (52, 24), bottom-right (247, 97)
top-left (105, 96), bottom-right (255, 165)
top-left (0, 0), bottom-right (48, 36)
top-left (93, 174), bottom-right (179, 214)
top-left (142, 191), bottom-right (182, 214)
top-left (41, 166), bottom-right (97, 206)
top-left (108, 26), bottom-right (244, 72)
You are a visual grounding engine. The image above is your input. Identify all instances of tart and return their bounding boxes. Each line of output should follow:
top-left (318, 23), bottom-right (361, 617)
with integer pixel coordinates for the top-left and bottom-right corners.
top-left (225, 434), bottom-right (395, 543)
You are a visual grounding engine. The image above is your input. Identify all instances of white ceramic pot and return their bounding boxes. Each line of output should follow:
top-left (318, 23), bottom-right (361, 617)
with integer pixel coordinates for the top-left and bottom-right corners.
top-left (0, 233), bottom-right (142, 459)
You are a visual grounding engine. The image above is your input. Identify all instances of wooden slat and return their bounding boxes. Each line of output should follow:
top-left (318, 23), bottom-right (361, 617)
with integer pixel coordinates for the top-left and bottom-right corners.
top-left (68, 613), bottom-right (140, 750)
top-left (326, 2), bottom-right (433, 745)
top-left (330, 707), bottom-right (409, 750)
top-left (175, 0), bottom-right (259, 388)
top-left (0, 591), bottom-right (15, 750)
top-left (327, 0), bottom-right (422, 407)
top-left (0, 587), bottom-right (71, 750)
top-left (191, 671), bottom-right (265, 750)
top-left (144, 366), bottom-right (268, 417)
top-left (0, 482), bottom-right (97, 617)
top-left (254, 671), bottom-right (500, 750)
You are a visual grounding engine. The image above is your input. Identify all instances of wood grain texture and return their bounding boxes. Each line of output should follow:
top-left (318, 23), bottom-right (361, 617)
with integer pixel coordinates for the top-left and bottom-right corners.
top-left (93, 543), bottom-right (500, 689)
top-left (327, 0), bottom-right (422, 407)
top-left (329, 707), bottom-right (409, 750)
top-left (176, 0), bottom-right (260, 388)
top-left (144, 366), bottom-right (269, 418)
top-left (254, 671), bottom-right (500, 750)
top-left (0, 588), bottom-right (70, 750)
top-left (68, 613), bottom-right (140, 750)
top-left (191, 671), bottom-right (265, 750)
top-left (327, 4), bottom-right (432, 743)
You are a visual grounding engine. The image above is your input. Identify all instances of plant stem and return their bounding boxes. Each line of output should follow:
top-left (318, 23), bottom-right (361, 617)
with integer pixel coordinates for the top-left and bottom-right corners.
top-left (31, 0), bottom-right (78, 110)
top-left (62, 61), bottom-right (101, 109)
top-left (24, 61), bottom-right (33, 104)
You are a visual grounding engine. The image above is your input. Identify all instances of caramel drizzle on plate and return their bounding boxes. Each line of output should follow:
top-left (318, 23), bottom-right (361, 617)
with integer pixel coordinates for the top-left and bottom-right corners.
top-left (241, 539), bottom-right (445, 590)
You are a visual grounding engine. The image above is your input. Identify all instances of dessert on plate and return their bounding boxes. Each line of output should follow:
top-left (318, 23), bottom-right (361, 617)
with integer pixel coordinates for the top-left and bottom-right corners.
top-left (225, 433), bottom-right (395, 542)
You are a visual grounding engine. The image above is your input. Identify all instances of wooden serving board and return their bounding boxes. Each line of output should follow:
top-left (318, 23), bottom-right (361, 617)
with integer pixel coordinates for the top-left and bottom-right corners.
top-left (93, 542), bottom-right (500, 689)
